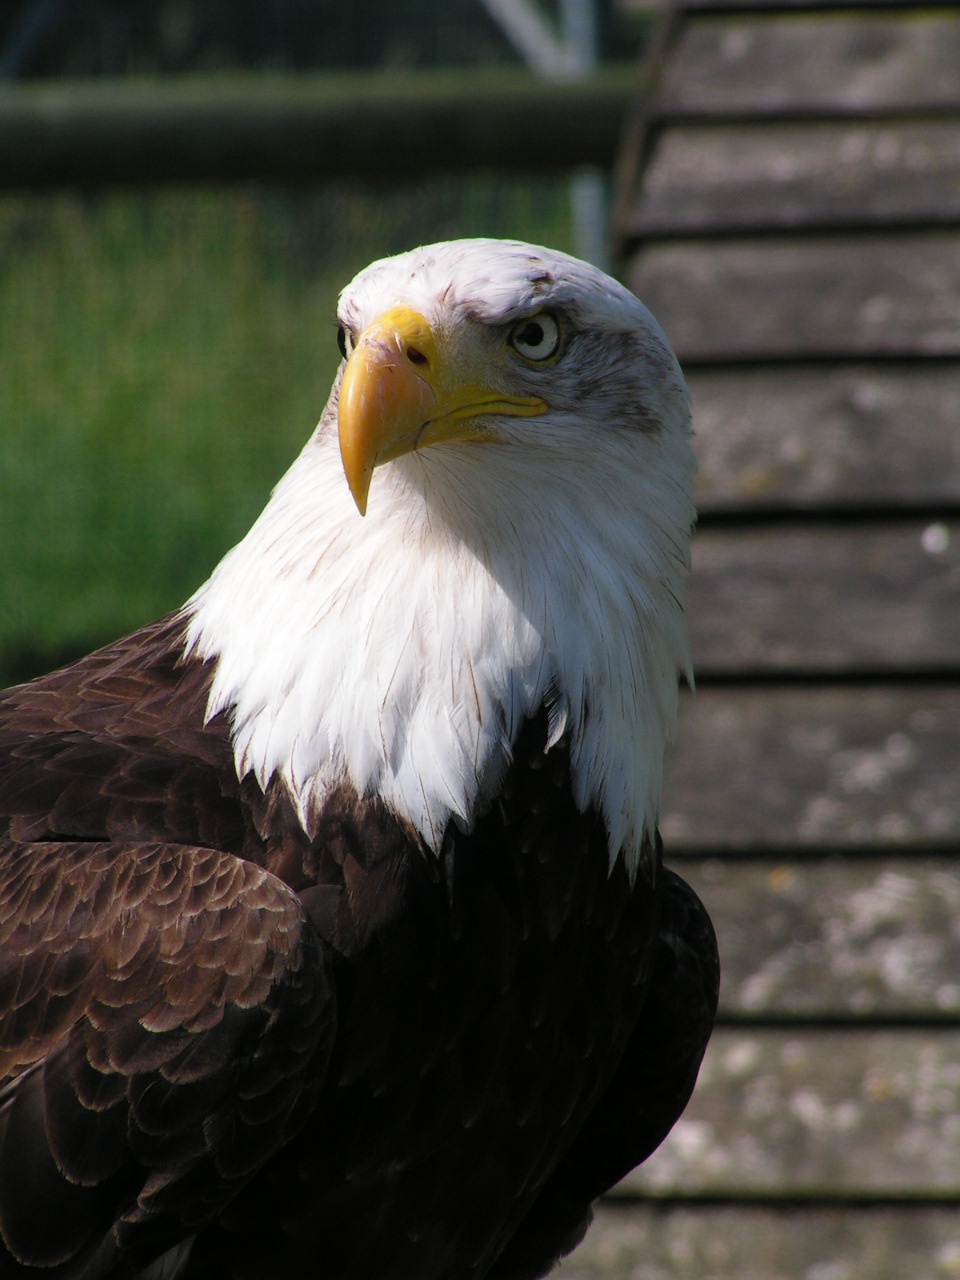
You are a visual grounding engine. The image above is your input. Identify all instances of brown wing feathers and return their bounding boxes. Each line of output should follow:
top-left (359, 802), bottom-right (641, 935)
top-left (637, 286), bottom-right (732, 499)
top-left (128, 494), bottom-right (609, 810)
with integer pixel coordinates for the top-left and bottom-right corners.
top-left (0, 619), bottom-right (340, 1275)
top-left (0, 615), bottom-right (254, 854)
top-left (0, 841), bottom-right (335, 1277)
top-left (0, 622), bottom-right (717, 1280)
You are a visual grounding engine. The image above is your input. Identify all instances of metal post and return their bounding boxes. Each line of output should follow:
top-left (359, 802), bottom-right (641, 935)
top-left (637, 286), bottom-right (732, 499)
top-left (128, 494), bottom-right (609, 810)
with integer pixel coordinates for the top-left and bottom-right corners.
top-left (559, 0), bottom-right (609, 270)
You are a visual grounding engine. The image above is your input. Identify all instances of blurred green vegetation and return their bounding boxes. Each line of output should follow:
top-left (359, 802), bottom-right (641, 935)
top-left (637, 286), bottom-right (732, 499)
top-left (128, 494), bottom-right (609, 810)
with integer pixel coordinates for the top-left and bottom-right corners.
top-left (0, 178), bottom-right (572, 687)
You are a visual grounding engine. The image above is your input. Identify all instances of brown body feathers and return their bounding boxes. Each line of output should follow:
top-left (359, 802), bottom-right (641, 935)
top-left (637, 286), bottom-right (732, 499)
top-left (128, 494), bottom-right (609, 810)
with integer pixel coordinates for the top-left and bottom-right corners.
top-left (0, 616), bottom-right (717, 1279)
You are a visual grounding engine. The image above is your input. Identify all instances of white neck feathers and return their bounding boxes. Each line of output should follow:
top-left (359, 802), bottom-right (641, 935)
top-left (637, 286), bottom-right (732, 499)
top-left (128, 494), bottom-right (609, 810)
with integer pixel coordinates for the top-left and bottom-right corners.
top-left (185, 402), bottom-right (693, 881)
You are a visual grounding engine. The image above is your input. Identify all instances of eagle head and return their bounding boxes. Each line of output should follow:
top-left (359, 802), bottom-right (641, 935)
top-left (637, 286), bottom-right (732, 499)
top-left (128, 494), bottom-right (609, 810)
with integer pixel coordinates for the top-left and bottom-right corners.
top-left (187, 239), bottom-right (696, 878)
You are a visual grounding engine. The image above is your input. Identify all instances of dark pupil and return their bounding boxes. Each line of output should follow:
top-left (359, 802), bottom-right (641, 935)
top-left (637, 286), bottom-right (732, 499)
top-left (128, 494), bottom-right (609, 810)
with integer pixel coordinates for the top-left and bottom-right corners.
top-left (517, 321), bottom-right (544, 348)
top-left (337, 325), bottom-right (348, 358)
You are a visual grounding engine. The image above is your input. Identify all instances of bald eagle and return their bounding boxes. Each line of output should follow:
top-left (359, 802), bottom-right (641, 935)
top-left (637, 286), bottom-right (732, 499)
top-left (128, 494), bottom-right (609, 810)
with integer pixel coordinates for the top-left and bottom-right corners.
top-left (0, 240), bottom-right (717, 1280)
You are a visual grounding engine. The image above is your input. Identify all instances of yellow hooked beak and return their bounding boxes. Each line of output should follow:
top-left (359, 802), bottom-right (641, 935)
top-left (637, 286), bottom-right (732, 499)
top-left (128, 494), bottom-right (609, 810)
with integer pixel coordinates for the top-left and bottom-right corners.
top-left (337, 305), bottom-right (546, 515)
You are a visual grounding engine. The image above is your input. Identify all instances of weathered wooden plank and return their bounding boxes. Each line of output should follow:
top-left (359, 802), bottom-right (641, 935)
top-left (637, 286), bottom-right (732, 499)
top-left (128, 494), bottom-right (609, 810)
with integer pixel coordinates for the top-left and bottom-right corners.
top-left (686, 522), bottom-right (960, 676)
top-left (656, 13), bottom-right (960, 119)
top-left (687, 364), bottom-right (960, 514)
top-left (627, 120), bottom-right (960, 238)
top-left (628, 234), bottom-right (960, 361)
top-left (677, 857), bottom-right (960, 1019)
top-left (661, 686), bottom-right (960, 852)
top-left (567, 1203), bottom-right (960, 1280)
top-left (618, 1028), bottom-right (960, 1197)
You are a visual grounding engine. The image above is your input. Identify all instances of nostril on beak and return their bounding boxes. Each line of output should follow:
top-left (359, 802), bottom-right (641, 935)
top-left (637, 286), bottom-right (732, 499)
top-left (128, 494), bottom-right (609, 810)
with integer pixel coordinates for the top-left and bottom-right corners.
top-left (406, 347), bottom-right (428, 367)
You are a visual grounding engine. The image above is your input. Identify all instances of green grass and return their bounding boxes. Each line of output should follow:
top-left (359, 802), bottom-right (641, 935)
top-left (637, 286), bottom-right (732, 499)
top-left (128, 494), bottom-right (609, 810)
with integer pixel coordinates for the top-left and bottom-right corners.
top-left (0, 178), bottom-right (572, 685)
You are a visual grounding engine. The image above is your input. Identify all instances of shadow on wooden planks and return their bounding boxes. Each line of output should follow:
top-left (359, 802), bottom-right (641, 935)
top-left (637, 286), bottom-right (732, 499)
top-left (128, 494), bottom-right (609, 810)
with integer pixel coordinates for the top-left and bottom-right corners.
top-left (569, 2), bottom-right (960, 1276)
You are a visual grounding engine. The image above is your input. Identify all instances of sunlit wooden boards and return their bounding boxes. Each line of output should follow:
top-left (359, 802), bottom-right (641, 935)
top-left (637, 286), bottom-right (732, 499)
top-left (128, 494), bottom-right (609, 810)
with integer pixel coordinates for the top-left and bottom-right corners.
top-left (625, 1028), bottom-right (960, 1196)
top-left (673, 857), bottom-right (960, 1017)
top-left (684, 523), bottom-right (960, 675)
top-left (631, 234), bottom-right (960, 360)
top-left (655, 10), bottom-right (960, 118)
top-left (626, 122), bottom-right (960, 238)
top-left (662, 686), bottom-right (960, 851)
top-left (564, 1204), bottom-right (960, 1280)
top-left (580, 1), bottom-right (960, 1275)
top-left (687, 364), bottom-right (960, 514)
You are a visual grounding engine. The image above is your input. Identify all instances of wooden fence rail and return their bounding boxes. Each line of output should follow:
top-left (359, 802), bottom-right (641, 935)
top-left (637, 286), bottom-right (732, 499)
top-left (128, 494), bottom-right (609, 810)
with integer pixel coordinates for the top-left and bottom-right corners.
top-left (0, 66), bottom-right (637, 188)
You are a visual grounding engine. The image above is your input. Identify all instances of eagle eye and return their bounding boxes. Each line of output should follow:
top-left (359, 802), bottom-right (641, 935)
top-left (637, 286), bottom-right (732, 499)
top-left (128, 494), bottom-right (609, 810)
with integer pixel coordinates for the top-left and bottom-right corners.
top-left (509, 313), bottom-right (560, 362)
top-left (337, 324), bottom-right (353, 360)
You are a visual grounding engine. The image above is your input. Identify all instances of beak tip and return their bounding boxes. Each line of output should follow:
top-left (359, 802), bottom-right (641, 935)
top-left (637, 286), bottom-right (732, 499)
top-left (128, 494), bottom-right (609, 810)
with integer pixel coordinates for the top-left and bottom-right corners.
top-left (346, 471), bottom-right (371, 517)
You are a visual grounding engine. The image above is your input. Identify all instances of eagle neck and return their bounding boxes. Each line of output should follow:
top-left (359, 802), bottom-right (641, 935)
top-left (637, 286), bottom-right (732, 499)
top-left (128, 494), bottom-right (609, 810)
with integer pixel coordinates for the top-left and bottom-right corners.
top-left (185, 415), bottom-right (692, 881)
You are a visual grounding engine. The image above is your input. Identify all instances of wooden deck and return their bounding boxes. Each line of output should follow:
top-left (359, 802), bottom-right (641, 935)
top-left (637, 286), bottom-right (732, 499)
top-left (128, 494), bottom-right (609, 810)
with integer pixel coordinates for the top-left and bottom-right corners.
top-left (568, 2), bottom-right (960, 1275)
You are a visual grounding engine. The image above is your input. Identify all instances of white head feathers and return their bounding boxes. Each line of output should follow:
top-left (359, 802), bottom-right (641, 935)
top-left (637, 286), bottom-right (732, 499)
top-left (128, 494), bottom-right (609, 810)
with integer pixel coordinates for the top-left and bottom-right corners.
top-left (185, 238), bottom-right (695, 879)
